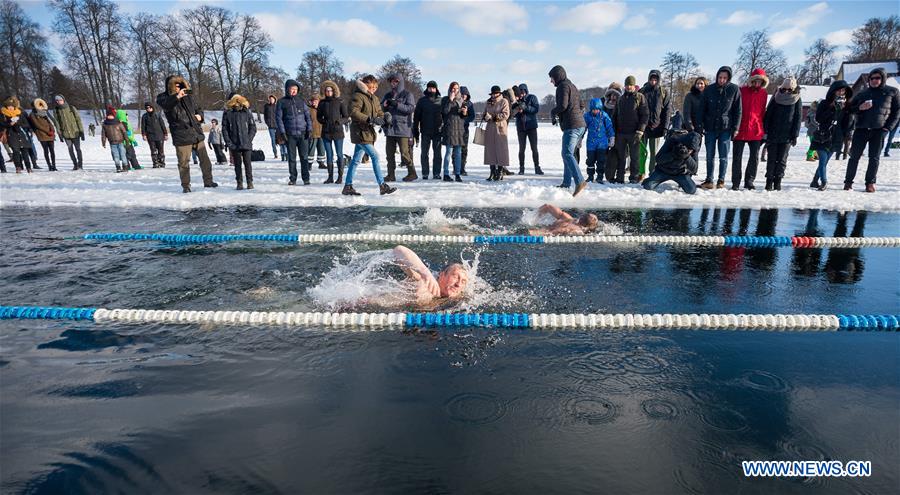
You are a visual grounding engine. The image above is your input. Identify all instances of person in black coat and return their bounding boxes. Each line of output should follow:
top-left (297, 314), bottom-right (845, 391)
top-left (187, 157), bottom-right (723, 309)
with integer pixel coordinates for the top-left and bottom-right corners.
top-left (141, 102), bottom-right (169, 168)
top-left (642, 130), bottom-right (701, 194)
top-left (263, 94), bottom-right (280, 159)
top-left (762, 77), bottom-right (802, 190)
top-left (156, 74), bottom-right (217, 192)
top-left (639, 69), bottom-right (672, 176)
top-left (459, 86), bottom-right (476, 176)
top-left (317, 80), bottom-right (348, 184)
top-left (810, 80), bottom-right (853, 190)
top-left (512, 83), bottom-right (543, 175)
top-left (698, 66), bottom-right (741, 189)
top-left (413, 80), bottom-right (443, 179)
top-left (843, 67), bottom-right (900, 191)
top-left (222, 93), bottom-right (257, 190)
top-left (1, 96), bottom-right (35, 173)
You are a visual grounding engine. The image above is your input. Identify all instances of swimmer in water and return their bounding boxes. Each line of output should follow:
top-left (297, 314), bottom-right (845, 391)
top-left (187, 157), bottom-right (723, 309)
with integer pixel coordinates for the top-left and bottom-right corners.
top-left (393, 245), bottom-right (469, 305)
top-left (527, 203), bottom-right (599, 236)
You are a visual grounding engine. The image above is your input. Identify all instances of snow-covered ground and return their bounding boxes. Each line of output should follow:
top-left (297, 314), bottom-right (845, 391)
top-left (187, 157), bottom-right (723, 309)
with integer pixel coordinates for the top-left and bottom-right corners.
top-left (2, 122), bottom-right (898, 211)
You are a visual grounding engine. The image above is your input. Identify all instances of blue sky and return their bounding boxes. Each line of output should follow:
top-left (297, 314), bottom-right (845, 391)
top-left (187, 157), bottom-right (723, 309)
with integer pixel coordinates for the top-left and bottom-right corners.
top-left (21, 0), bottom-right (893, 99)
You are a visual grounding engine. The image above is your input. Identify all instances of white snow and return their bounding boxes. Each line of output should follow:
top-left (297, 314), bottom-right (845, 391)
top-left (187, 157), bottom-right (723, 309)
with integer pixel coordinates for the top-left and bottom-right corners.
top-left (2, 123), bottom-right (898, 212)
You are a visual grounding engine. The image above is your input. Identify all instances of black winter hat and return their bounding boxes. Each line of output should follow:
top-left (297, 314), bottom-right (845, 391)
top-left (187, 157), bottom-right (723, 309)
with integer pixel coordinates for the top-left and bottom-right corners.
top-left (143, 101), bottom-right (152, 108)
top-left (490, 85), bottom-right (502, 95)
top-left (426, 80), bottom-right (438, 89)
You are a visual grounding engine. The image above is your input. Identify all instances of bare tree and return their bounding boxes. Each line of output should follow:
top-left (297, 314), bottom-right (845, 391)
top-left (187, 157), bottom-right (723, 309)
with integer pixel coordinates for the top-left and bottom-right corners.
top-left (0, 0), bottom-right (52, 99)
top-left (660, 51), bottom-right (703, 111)
top-left (296, 46), bottom-right (345, 99)
top-left (376, 54), bottom-right (423, 99)
top-left (849, 15), bottom-right (900, 62)
top-left (801, 38), bottom-right (836, 85)
top-left (127, 13), bottom-right (169, 108)
top-left (734, 29), bottom-right (788, 82)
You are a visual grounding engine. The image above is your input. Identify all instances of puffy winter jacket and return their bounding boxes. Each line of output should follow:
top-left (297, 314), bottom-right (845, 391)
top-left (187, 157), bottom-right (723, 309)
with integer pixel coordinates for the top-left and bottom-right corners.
top-left (115, 109), bottom-right (137, 146)
top-left (317, 80), bottom-right (347, 141)
top-left (156, 75), bottom-right (206, 146)
top-left (460, 86), bottom-right (476, 141)
top-left (275, 79), bottom-right (312, 137)
top-left (699, 66), bottom-right (742, 135)
top-left (548, 65), bottom-right (586, 130)
top-left (614, 89), bottom-right (649, 135)
top-left (513, 84), bottom-right (540, 131)
top-left (655, 131), bottom-right (701, 176)
top-left (100, 117), bottom-right (127, 146)
top-left (222, 94), bottom-right (257, 151)
top-left (812, 79), bottom-right (854, 152)
top-left (763, 94), bottom-right (802, 144)
top-left (583, 98), bottom-right (615, 151)
top-left (0, 108), bottom-right (31, 149)
top-left (381, 74), bottom-right (416, 138)
top-left (53, 102), bottom-right (83, 139)
top-left (639, 71), bottom-right (671, 138)
top-left (27, 109), bottom-right (57, 142)
top-left (263, 98), bottom-right (277, 128)
top-left (849, 68), bottom-right (900, 131)
top-left (734, 85), bottom-right (767, 141)
top-left (348, 79), bottom-right (384, 145)
top-left (441, 94), bottom-right (468, 146)
top-left (413, 91), bottom-right (443, 137)
top-left (308, 105), bottom-right (323, 139)
top-left (681, 83), bottom-right (704, 132)
top-left (140, 110), bottom-right (168, 141)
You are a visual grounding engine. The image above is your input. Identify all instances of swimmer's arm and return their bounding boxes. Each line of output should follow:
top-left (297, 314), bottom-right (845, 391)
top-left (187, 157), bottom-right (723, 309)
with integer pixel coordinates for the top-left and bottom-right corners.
top-left (538, 204), bottom-right (573, 221)
top-left (393, 245), bottom-right (440, 296)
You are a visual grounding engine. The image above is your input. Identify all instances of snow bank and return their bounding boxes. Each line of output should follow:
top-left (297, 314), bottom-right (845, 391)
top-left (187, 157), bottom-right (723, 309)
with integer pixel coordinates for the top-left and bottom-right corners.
top-left (2, 123), bottom-right (898, 211)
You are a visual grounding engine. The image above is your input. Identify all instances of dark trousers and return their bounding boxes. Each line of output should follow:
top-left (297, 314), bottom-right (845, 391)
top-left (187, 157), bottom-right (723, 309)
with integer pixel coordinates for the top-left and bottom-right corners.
top-left (231, 149), bottom-right (253, 184)
top-left (148, 140), bottom-right (165, 167)
top-left (12, 146), bottom-right (34, 171)
top-left (39, 140), bottom-right (56, 169)
top-left (766, 142), bottom-right (791, 180)
top-left (604, 147), bottom-right (618, 182)
top-left (642, 169), bottom-right (697, 194)
top-left (615, 133), bottom-right (640, 182)
top-left (211, 143), bottom-right (227, 164)
top-left (517, 127), bottom-right (539, 170)
top-left (385, 136), bottom-right (412, 175)
top-left (586, 148), bottom-right (607, 181)
top-left (845, 128), bottom-right (885, 185)
top-left (732, 140), bottom-right (761, 187)
top-left (461, 143), bottom-right (469, 173)
top-left (125, 142), bottom-right (140, 169)
top-left (64, 137), bottom-right (83, 169)
top-left (420, 133), bottom-right (441, 177)
top-left (286, 134), bottom-right (309, 183)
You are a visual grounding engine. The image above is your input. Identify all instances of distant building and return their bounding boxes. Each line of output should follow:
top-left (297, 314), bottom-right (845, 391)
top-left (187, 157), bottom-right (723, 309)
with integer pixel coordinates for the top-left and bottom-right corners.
top-left (834, 60), bottom-right (900, 93)
top-left (798, 84), bottom-right (829, 121)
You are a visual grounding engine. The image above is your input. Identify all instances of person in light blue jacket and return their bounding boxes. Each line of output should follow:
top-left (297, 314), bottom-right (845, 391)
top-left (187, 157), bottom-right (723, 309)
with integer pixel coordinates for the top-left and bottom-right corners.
top-left (583, 98), bottom-right (615, 183)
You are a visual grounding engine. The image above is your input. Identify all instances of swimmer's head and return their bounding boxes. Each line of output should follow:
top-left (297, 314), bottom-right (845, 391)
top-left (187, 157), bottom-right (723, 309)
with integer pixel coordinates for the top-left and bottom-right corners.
top-left (438, 263), bottom-right (469, 299)
top-left (576, 213), bottom-right (599, 232)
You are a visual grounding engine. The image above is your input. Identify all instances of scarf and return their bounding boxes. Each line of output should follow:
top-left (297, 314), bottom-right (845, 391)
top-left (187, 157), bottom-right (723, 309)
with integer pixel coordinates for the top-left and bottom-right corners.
top-left (773, 90), bottom-right (800, 105)
top-left (1, 106), bottom-right (21, 118)
top-left (34, 109), bottom-right (49, 117)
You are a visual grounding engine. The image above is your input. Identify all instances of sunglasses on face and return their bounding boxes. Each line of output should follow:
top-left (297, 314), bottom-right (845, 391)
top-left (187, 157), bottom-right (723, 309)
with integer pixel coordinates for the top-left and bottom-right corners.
top-left (779, 88), bottom-right (791, 93)
top-left (870, 76), bottom-right (882, 81)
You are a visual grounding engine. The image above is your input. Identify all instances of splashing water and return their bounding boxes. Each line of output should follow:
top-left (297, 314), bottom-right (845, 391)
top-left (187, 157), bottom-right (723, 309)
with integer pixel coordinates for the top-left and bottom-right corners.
top-left (373, 208), bottom-right (494, 235)
top-left (307, 246), bottom-right (534, 312)
top-left (519, 208), bottom-right (624, 236)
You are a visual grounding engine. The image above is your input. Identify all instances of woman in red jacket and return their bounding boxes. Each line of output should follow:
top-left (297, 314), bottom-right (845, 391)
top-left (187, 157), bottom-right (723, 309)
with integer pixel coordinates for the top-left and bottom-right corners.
top-left (731, 68), bottom-right (768, 190)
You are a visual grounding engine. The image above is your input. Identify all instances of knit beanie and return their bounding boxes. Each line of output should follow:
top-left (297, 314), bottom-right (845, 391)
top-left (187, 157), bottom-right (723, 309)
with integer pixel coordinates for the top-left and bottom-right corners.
top-left (625, 75), bottom-right (636, 86)
top-left (106, 105), bottom-right (116, 117)
top-left (426, 80), bottom-right (438, 90)
top-left (779, 77), bottom-right (797, 91)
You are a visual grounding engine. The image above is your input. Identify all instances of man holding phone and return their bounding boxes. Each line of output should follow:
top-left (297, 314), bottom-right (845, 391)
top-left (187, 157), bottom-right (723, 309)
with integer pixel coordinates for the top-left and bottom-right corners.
top-left (844, 67), bottom-right (900, 192)
top-left (157, 75), bottom-right (217, 193)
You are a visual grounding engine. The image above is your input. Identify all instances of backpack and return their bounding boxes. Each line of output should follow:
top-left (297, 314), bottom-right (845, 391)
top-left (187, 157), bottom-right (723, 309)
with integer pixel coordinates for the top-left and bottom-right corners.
top-left (251, 149), bottom-right (265, 161)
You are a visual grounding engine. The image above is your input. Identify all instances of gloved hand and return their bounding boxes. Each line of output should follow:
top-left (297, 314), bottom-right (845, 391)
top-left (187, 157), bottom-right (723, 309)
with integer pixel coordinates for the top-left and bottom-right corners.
top-left (79, 132), bottom-right (85, 141)
top-left (371, 116), bottom-right (386, 127)
top-left (551, 116), bottom-right (558, 126)
top-left (790, 137), bottom-right (797, 146)
top-left (635, 130), bottom-right (644, 139)
top-left (483, 112), bottom-right (492, 121)
top-left (675, 144), bottom-right (691, 160)
top-left (304, 131), bottom-right (310, 140)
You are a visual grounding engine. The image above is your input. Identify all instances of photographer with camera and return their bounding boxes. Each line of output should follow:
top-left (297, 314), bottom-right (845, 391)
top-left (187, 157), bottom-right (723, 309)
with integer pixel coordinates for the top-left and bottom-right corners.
top-left (641, 130), bottom-right (701, 194)
top-left (156, 75), bottom-right (217, 193)
top-left (381, 74), bottom-right (417, 182)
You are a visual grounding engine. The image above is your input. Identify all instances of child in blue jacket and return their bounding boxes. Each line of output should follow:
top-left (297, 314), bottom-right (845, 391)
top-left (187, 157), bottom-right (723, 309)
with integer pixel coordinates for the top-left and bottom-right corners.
top-left (584, 98), bottom-right (615, 183)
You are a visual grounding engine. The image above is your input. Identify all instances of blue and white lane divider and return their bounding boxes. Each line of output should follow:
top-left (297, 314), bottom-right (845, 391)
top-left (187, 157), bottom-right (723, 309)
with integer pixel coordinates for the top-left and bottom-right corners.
top-left (82, 232), bottom-right (900, 248)
top-left (1, 306), bottom-right (897, 332)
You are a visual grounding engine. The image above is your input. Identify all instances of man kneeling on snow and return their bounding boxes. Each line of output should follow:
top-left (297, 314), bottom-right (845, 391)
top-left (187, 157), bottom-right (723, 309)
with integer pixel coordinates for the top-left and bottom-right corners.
top-left (641, 130), bottom-right (701, 194)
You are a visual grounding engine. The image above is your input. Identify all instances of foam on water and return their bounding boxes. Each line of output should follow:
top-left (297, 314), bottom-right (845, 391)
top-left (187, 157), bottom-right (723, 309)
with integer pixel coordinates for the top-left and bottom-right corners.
top-left (519, 208), bottom-right (625, 235)
top-left (373, 207), bottom-right (493, 235)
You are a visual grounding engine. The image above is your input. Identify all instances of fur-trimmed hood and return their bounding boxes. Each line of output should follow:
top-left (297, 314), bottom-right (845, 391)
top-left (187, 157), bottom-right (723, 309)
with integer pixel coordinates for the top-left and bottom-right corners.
top-left (747, 68), bottom-right (769, 88)
top-left (386, 73), bottom-right (406, 94)
top-left (605, 82), bottom-right (623, 99)
top-left (227, 94), bottom-right (250, 110)
top-left (825, 79), bottom-right (853, 102)
top-left (166, 75), bottom-right (191, 95)
top-left (354, 79), bottom-right (369, 95)
top-left (284, 79), bottom-right (300, 98)
top-left (320, 80), bottom-right (341, 98)
top-left (32, 98), bottom-right (48, 111)
top-left (3, 95), bottom-right (21, 109)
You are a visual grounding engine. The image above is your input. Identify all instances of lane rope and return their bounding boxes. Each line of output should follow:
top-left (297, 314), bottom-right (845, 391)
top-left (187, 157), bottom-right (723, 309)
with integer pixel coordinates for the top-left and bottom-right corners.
top-left (1, 306), bottom-right (897, 332)
top-left (81, 232), bottom-right (900, 248)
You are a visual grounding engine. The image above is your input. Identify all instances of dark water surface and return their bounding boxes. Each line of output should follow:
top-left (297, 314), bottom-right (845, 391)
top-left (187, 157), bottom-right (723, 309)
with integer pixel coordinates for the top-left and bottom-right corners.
top-left (1, 206), bottom-right (899, 494)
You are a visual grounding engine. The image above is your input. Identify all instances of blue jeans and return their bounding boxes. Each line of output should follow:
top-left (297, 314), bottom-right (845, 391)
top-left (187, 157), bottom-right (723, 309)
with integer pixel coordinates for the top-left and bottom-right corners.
top-left (642, 169), bottom-right (697, 194)
top-left (443, 145), bottom-right (462, 176)
top-left (885, 125), bottom-right (897, 155)
top-left (814, 150), bottom-right (831, 184)
top-left (562, 127), bottom-right (586, 186)
top-left (268, 128), bottom-right (278, 156)
top-left (323, 138), bottom-right (343, 167)
top-left (345, 143), bottom-right (383, 185)
top-left (704, 131), bottom-right (731, 182)
top-left (109, 143), bottom-right (126, 167)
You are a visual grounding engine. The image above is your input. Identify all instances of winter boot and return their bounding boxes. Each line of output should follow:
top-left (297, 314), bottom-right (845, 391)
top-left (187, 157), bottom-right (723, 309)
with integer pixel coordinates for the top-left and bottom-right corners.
top-left (865, 183), bottom-right (876, 193)
top-left (379, 182), bottom-right (397, 195)
top-left (182, 185), bottom-right (191, 193)
top-left (843, 182), bottom-right (852, 191)
top-left (324, 172), bottom-right (334, 184)
top-left (486, 166), bottom-right (496, 181)
top-left (744, 182), bottom-right (756, 190)
top-left (455, 174), bottom-right (462, 182)
top-left (204, 182), bottom-right (218, 188)
top-left (774, 179), bottom-right (782, 191)
top-left (115, 165), bottom-right (123, 173)
top-left (402, 166), bottom-right (417, 182)
top-left (534, 165), bottom-right (544, 175)
top-left (700, 180), bottom-right (715, 190)
top-left (518, 164), bottom-right (525, 175)
top-left (318, 160), bottom-right (327, 170)
top-left (33, 163), bottom-right (41, 169)
top-left (715, 179), bottom-right (725, 189)
top-left (595, 175), bottom-right (604, 184)
top-left (765, 179), bottom-right (774, 191)
top-left (342, 184), bottom-right (361, 196)
top-left (817, 182), bottom-right (826, 191)
top-left (501, 166), bottom-right (513, 176)
top-left (587, 171), bottom-right (594, 183)
top-left (731, 183), bottom-right (740, 191)
top-left (809, 178), bottom-right (820, 189)
top-left (443, 174), bottom-right (453, 182)
top-left (236, 180), bottom-right (244, 190)
top-left (573, 181), bottom-right (588, 197)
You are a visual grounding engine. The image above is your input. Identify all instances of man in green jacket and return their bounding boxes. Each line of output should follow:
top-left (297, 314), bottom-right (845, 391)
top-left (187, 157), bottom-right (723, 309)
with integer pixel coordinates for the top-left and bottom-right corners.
top-left (52, 94), bottom-right (84, 170)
